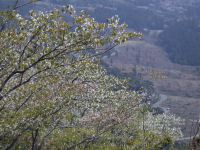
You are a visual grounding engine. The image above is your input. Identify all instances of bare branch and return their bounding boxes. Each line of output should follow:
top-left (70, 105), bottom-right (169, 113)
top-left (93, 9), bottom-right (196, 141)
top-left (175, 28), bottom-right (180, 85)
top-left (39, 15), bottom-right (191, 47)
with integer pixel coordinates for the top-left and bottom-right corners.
top-left (4, 127), bottom-right (30, 150)
top-left (0, 42), bottom-right (60, 99)
top-left (12, 0), bottom-right (19, 10)
top-left (68, 44), bottom-right (118, 66)
top-left (4, 137), bottom-right (19, 150)
top-left (38, 121), bottom-right (60, 150)
top-left (0, 70), bottom-right (18, 94)
top-left (1, 67), bottom-right (50, 100)
top-left (14, 0), bottom-right (43, 10)
top-left (66, 113), bottom-right (133, 150)
top-left (17, 34), bottom-right (38, 70)
top-left (32, 128), bottom-right (39, 150)
top-left (15, 93), bottom-right (33, 113)
top-left (0, 24), bottom-right (5, 32)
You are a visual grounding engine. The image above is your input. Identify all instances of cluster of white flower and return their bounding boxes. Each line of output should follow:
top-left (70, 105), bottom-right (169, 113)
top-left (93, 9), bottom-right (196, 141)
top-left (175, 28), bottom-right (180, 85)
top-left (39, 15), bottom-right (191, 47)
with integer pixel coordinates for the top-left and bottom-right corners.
top-left (0, 5), bottom-right (182, 149)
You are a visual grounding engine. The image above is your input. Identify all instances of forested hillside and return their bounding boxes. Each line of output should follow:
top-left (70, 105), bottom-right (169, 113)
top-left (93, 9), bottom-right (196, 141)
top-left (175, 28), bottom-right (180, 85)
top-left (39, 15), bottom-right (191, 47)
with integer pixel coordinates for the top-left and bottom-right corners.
top-left (158, 19), bottom-right (200, 66)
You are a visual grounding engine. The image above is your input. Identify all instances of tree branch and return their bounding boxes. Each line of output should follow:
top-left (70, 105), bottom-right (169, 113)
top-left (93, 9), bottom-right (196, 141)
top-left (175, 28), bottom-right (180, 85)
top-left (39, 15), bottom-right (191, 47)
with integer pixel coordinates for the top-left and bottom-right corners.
top-left (32, 128), bottom-right (39, 150)
top-left (1, 67), bottom-right (50, 100)
top-left (65, 113), bottom-right (133, 150)
top-left (38, 121), bottom-right (60, 150)
top-left (16, 93), bottom-right (33, 113)
top-left (12, 0), bottom-right (19, 10)
top-left (14, 0), bottom-right (43, 10)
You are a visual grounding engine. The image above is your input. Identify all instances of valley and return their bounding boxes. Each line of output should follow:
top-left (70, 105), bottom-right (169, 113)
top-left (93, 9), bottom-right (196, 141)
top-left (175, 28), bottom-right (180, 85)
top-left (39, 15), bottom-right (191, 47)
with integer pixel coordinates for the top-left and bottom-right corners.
top-left (103, 32), bottom-right (200, 136)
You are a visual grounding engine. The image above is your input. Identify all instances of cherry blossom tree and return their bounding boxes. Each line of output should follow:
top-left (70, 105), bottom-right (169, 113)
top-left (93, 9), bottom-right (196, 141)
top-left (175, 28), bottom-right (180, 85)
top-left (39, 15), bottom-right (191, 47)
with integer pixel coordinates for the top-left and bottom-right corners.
top-left (0, 1), bottom-right (183, 149)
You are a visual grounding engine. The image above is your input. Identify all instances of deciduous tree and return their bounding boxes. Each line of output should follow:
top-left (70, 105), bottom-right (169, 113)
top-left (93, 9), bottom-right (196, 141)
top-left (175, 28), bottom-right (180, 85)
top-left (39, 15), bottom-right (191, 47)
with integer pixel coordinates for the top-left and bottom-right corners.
top-left (0, 2), bottom-right (183, 149)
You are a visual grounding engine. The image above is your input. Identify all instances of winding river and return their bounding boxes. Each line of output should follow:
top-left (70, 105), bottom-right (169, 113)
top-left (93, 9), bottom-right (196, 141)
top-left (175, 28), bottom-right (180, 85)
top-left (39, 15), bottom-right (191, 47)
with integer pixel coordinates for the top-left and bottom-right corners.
top-left (152, 94), bottom-right (169, 114)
